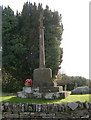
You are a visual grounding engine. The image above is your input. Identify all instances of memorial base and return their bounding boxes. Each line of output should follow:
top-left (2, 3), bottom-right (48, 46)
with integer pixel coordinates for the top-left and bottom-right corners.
top-left (17, 67), bottom-right (69, 100)
top-left (17, 87), bottom-right (69, 100)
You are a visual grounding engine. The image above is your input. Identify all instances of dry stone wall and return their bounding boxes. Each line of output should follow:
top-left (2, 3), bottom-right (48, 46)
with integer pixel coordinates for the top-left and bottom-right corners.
top-left (1, 102), bottom-right (91, 119)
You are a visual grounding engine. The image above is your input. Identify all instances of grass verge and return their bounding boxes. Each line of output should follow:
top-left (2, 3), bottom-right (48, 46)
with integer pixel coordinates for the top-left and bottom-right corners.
top-left (0, 94), bottom-right (91, 104)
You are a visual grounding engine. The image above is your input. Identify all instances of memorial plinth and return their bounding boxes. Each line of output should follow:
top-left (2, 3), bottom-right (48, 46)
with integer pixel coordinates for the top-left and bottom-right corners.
top-left (33, 68), bottom-right (53, 87)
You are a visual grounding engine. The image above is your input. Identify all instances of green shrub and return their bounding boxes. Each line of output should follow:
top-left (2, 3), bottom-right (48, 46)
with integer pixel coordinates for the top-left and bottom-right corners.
top-left (2, 68), bottom-right (23, 92)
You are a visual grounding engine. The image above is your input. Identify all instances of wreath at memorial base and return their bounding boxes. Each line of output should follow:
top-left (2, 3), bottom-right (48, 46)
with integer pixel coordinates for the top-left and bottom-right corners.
top-left (25, 79), bottom-right (33, 87)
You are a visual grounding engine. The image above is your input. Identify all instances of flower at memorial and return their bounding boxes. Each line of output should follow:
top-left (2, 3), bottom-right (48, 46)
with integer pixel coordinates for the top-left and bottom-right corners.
top-left (25, 79), bottom-right (33, 87)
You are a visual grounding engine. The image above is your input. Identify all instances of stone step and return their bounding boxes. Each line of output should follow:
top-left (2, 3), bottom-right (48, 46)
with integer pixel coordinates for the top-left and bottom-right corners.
top-left (17, 91), bottom-right (69, 100)
top-left (39, 86), bottom-right (59, 93)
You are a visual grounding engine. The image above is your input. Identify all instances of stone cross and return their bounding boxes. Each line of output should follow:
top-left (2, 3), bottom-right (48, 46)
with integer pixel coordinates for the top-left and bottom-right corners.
top-left (39, 14), bottom-right (45, 68)
top-left (39, 14), bottom-right (44, 27)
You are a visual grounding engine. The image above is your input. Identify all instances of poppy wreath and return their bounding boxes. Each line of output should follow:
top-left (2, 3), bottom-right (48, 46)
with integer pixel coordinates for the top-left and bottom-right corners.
top-left (25, 79), bottom-right (33, 87)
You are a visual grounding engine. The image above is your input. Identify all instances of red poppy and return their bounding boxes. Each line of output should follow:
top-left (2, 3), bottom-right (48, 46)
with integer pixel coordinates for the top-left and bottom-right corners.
top-left (25, 79), bottom-right (33, 87)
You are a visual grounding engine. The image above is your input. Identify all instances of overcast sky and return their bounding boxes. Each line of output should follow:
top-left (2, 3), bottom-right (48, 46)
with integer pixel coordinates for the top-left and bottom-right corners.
top-left (1, 0), bottom-right (89, 79)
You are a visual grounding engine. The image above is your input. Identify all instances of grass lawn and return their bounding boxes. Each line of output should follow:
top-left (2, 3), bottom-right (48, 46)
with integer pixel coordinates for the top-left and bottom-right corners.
top-left (0, 93), bottom-right (91, 104)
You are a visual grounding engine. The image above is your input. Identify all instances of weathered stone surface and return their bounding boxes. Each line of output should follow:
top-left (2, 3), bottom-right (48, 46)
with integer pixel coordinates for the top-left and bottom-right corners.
top-left (44, 93), bottom-right (54, 100)
top-left (2, 102), bottom-right (90, 119)
top-left (4, 103), bottom-right (10, 112)
top-left (40, 113), bottom-right (46, 117)
top-left (54, 92), bottom-right (60, 99)
top-left (39, 14), bottom-right (45, 68)
top-left (44, 92), bottom-right (58, 99)
top-left (57, 104), bottom-right (62, 112)
top-left (28, 93), bottom-right (34, 98)
top-left (41, 104), bottom-right (48, 112)
top-left (17, 92), bottom-right (28, 98)
top-left (24, 103), bottom-right (28, 112)
top-left (64, 104), bottom-right (69, 111)
top-left (1, 105), bottom-right (4, 112)
top-left (89, 110), bottom-right (91, 118)
top-left (46, 113), bottom-right (55, 117)
top-left (28, 104), bottom-right (33, 112)
top-left (43, 92), bottom-right (69, 100)
top-left (89, 103), bottom-right (91, 110)
top-left (47, 104), bottom-right (53, 112)
top-left (3, 113), bottom-right (19, 118)
top-left (33, 68), bottom-right (53, 88)
top-left (19, 112), bottom-right (30, 118)
top-left (68, 102), bottom-right (78, 110)
top-left (32, 88), bottom-right (39, 92)
top-left (39, 86), bottom-right (59, 93)
top-left (32, 104), bottom-right (36, 112)
top-left (51, 104), bottom-right (58, 112)
top-left (59, 91), bottom-right (69, 99)
top-left (17, 92), bottom-right (23, 98)
top-left (76, 110), bottom-right (84, 117)
top-left (21, 104), bottom-right (25, 112)
top-left (5, 103), bottom-right (12, 113)
top-left (71, 86), bottom-right (90, 95)
top-left (75, 110), bottom-right (89, 118)
top-left (85, 103), bottom-right (89, 109)
top-left (59, 86), bottom-right (63, 92)
top-left (17, 91), bottom-right (69, 100)
top-left (76, 101), bottom-right (84, 109)
top-left (12, 103), bottom-right (20, 113)
top-left (60, 104), bottom-right (65, 111)
top-left (23, 87), bottom-right (32, 93)
top-left (33, 92), bottom-right (42, 99)
top-left (17, 87), bottom-right (69, 99)
top-left (36, 104), bottom-right (42, 112)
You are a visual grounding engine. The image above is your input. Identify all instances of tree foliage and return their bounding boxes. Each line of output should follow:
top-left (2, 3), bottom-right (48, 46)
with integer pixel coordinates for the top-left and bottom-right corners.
top-left (55, 74), bottom-right (89, 90)
top-left (2, 2), bottom-right (63, 92)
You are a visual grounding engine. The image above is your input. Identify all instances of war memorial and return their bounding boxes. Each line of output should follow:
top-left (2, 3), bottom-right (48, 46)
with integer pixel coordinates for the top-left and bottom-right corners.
top-left (17, 14), bottom-right (69, 100)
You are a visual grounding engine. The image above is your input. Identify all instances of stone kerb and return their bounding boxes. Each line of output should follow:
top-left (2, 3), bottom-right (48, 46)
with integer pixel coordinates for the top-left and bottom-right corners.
top-left (2, 102), bottom-right (90, 119)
